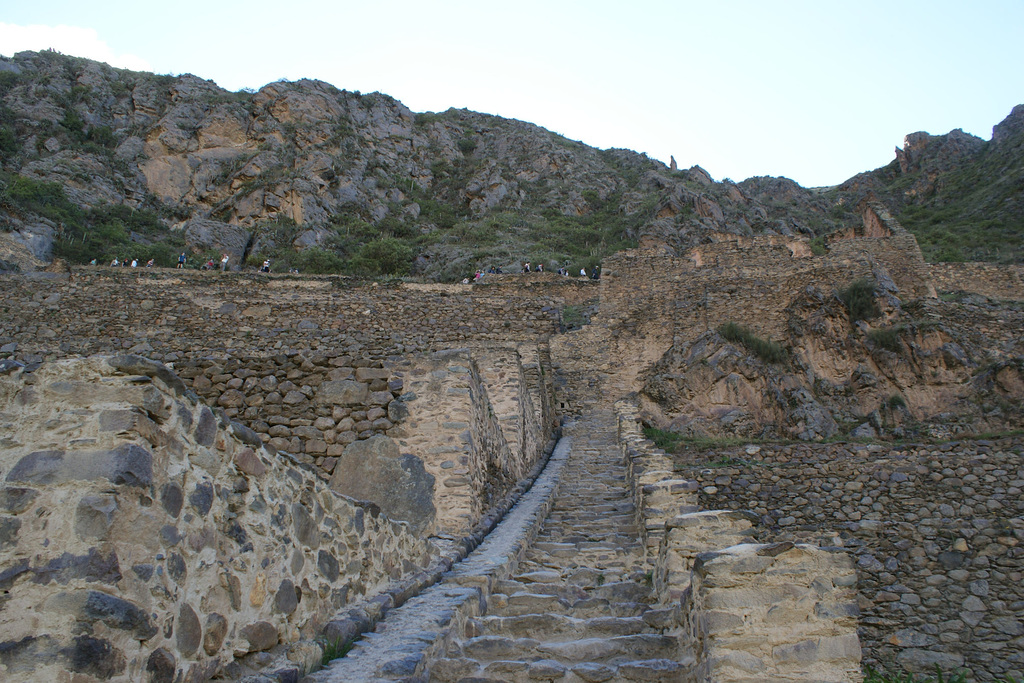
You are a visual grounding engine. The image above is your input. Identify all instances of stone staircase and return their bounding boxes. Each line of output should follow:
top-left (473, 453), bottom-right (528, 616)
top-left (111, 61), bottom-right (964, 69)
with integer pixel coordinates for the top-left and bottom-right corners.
top-left (428, 411), bottom-right (693, 682)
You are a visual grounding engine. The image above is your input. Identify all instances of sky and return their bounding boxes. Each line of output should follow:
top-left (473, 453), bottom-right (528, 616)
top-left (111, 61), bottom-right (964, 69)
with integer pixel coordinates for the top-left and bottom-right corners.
top-left (2, 0), bottom-right (1022, 187)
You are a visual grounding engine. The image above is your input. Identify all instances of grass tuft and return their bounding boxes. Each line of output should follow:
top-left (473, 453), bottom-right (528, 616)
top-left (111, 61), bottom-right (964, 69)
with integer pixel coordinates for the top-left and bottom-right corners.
top-left (320, 637), bottom-right (356, 665)
top-left (839, 278), bottom-right (881, 322)
top-left (867, 326), bottom-right (905, 352)
top-left (718, 322), bottom-right (788, 364)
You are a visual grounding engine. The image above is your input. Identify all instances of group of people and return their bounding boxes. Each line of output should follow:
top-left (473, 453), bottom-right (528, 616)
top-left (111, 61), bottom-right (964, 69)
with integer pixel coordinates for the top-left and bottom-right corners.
top-left (464, 262), bottom-right (601, 283)
top-left (101, 257), bottom-right (154, 268)
top-left (525, 262), bottom-right (600, 279)
top-left (93, 252), bottom-right (274, 273)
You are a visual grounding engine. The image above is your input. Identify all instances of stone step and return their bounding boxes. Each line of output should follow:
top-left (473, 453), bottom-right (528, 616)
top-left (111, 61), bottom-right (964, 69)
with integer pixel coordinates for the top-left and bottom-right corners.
top-left (456, 633), bottom-right (680, 665)
top-left (429, 657), bottom-right (693, 683)
top-left (541, 513), bottom-right (634, 524)
top-left (585, 580), bottom-right (654, 603)
top-left (494, 580), bottom-right (589, 601)
top-left (489, 593), bottom-right (650, 618)
top-left (420, 413), bottom-right (691, 683)
top-left (470, 613), bottom-right (650, 639)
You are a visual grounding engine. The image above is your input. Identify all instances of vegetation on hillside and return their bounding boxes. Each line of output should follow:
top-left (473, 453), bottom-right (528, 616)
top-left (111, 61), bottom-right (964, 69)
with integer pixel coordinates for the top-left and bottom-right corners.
top-left (1, 50), bottom-right (1021, 277)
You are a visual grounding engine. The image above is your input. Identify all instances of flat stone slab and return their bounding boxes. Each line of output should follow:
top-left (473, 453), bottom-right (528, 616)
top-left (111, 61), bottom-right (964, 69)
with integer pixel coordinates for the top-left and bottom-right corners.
top-left (516, 570), bottom-right (562, 583)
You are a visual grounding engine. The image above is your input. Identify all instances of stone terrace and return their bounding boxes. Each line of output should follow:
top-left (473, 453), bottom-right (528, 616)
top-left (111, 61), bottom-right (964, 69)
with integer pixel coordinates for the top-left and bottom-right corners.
top-left (673, 438), bottom-right (1024, 679)
top-left (2, 233), bottom-right (1023, 681)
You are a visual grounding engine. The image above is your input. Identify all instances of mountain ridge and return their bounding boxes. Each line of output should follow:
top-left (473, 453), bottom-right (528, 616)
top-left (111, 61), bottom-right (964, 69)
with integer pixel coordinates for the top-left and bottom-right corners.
top-left (1, 49), bottom-right (1021, 278)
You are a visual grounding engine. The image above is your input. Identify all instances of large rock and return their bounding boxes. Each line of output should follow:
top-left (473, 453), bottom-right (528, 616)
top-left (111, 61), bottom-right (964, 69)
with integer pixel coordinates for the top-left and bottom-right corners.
top-left (328, 435), bottom-right (436, 535)
top-left (317, 380), bottom-right (368, 406)
top-left (7, 444), bottom-right (153, 487)
top-left (181, 218), bottom-right (251, 269)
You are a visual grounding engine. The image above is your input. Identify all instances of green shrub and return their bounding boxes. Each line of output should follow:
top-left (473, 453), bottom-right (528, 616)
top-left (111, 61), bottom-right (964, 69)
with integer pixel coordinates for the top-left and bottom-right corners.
top-left (290, 247), bottom-right (346, 274)
top-left (809, 235), bottom-right (827, 256)
top-left (59, 107), bottom-right (87, 141)
top-left (86, 125), bottom-right (117, 148)
top-left (867, 325), bottom-right (904, 352)
top-left (839, 278), bottom-right (880, 321)
top-left (457, 137), bottom-right (477, 154)
top-left (887, 394), bottom-right (907, 410)
top-left (718, 321), bottom-right (788, 364)
top-left (562, 305), bottom-right (586, 329)
top-left (348, 238), bottom-right (413, 276)
top-left (414, 112), bottom-right (445, 126)
top-left (0, 126), bottom-right (17, 156)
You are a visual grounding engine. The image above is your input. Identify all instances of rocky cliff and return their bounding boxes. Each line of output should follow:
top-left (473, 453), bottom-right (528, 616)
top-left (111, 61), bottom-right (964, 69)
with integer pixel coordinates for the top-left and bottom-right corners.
top-left (831, 104), bottom-right (1024, 264)
top-left (1, 50), bottom-right (1021, 278)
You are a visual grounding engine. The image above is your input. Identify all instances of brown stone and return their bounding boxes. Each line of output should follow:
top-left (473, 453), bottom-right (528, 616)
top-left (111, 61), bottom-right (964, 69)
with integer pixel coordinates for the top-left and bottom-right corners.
top-left (233, 448), bottom-right (266, 477)
top-left (203, 613), bottom-right (228, 656)
top-left (176, 603), bottom-right (201, 657)
top-left (240, 621), bottom-right (278, 653)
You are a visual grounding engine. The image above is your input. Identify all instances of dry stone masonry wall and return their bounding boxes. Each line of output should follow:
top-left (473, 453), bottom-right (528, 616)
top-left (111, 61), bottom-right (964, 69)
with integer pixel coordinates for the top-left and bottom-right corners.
top-left (0, 356), bottom-right (435, 682)
top-left (617, 400), bottom-right (863, 681)
top-left (0, 271), bottom-right (565, 538)
top-left (929, 262), bottom-right (1024, 301)
top-left (599, 232), bottom-right (925, 345)
top-left (380, 346), bottom-right (556, 537)
top-left (676, 437), bottom-right (1024, 680)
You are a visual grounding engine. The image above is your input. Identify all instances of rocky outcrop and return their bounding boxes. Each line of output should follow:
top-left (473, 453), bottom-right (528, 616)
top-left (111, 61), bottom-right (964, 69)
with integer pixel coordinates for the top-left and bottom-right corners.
top-left (0, 50), bottom-right (870, 278)
top-left (598, 234), bottom-right (1024, 441)
top-left (992, 103), bottom-right (1024, 144)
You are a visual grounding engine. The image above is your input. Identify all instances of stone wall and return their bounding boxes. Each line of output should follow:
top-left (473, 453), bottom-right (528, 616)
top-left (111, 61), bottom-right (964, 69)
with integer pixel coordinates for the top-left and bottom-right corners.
top-left (383, 346), bottom-right (556, 537)
top-left (684, 543), bottom-right (861, 683)
top-left (173, 353), bottom-right (405, 473)
top-left (0, 269), bottom-right (594, 365)
top-left (828, 232), bottom-right (937, 300)
top-left (617, 400), bottom-right (863, 681)
top-left (0, 356), bottom-right (435, 682)
top-left (929, 262), bottom-right (1024, 301)
top-left (598, 231), bottom-right (936, 346)
top-left (599, 239), bottom-right (876, 343)
top-left (0, 271), bottom-right (564, 539)
top-left (676, 437), bottom-right (1024, 680)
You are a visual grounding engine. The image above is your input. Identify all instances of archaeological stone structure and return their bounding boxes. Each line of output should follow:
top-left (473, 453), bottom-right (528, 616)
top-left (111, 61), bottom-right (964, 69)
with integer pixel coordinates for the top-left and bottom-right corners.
top-left (1, 226), bottom-right (1022, 681)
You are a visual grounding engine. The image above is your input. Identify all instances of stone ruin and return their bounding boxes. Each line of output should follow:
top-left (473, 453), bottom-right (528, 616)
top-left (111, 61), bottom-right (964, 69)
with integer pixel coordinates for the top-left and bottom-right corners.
top-left (0, 225), bottom-right (1022, 681)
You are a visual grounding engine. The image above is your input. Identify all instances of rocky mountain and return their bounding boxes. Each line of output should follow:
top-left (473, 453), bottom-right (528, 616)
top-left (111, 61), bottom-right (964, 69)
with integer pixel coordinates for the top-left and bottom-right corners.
top-left (831, 105), bottom-right (1024, 264)
top-left (0, 49), bottom-right (1021, 277)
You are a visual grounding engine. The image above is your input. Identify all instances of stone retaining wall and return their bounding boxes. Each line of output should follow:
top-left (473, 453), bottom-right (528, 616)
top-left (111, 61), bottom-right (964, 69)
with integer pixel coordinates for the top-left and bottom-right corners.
top-left (617, 400), bottom-right (862, 681)
top-left (383, 347), bottom-right (555, 537)
top-left (829, 231), bottom-right (936, 300)
top-left (676, 437), bottom-right (1024, 680)
top-left (684, 543), bottom-right (861, 683)
top-left (0, 356), bottom-right (435, 682)
top-left (0, 269), bottom-right (593, 365)
top-left (0, 271), bottom-right (563, 539)
top-left (929, 262), bottom-right (1024, 301)
top-left (599, 237), bottom-right (891, 343)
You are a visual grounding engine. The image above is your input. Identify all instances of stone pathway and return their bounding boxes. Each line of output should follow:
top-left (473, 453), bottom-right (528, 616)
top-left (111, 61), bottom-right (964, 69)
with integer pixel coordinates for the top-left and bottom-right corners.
top-left (305, 420), bottom-right (573, 683)
top-left (428, 411), bottom-right (693, 682)
top-left (305, 411), bottom-right (692, 682)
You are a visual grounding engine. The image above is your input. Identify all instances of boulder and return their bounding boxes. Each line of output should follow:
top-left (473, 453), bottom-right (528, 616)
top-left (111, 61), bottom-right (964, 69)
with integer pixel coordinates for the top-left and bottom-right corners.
top-left (317, 380), bottom-right (368, 406)
top-left (181, 218), bottom-right (251, 269)
top-left (328, 435), bottom-right (436, 535)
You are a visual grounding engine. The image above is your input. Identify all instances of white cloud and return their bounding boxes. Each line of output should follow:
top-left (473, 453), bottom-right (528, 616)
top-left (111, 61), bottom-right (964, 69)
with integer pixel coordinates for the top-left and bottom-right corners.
top-left (0, 23), bottom-right (151, 71)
